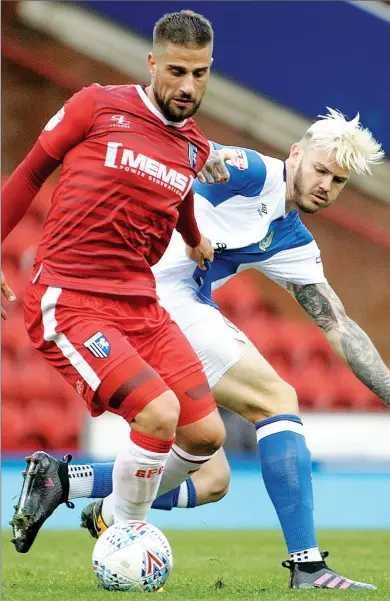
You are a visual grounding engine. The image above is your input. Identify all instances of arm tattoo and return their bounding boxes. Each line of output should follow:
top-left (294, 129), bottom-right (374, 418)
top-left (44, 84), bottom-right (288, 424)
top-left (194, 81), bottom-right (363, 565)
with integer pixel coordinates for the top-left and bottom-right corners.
top-left (340, 318), bottom-right (390, 407)
top-left (291, 283), bottom-right (342, 333)
top-left (292, 283), bottom-right (390, 407)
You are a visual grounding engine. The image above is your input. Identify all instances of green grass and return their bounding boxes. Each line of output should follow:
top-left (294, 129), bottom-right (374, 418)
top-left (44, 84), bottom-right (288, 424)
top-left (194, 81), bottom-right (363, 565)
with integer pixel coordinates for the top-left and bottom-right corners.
top-left (2, 530), bottom-right (389, 601)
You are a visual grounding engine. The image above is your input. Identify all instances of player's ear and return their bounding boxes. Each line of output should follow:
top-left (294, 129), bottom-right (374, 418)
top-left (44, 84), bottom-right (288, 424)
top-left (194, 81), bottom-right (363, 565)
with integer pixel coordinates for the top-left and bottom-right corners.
top-left (289, 143), bottom-right (301, 164)
top-left (148, 53), bottom-right (157, 76)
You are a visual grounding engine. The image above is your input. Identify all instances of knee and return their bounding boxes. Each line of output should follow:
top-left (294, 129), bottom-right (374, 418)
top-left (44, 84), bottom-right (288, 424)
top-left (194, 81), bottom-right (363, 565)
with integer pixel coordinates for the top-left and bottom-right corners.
top-left (191, 449), bottom-right (231, 503)
top-left (242, 380), bottom-right (299, 424)
top-left (178, 411), bottom-right (226, 456)
top-left (207, 461), bottom-right (230, 502)
top-left (267, 380), bottom-right (299, 417)
top-left (133, 391), bottom-right (180, 439)
top-left (194, 418), bottom-right (226, 455)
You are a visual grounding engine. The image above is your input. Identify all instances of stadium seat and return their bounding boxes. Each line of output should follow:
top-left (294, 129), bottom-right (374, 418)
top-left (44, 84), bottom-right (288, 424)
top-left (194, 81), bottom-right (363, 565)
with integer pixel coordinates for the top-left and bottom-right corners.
top-left (330, 368), bottom-right (386, 411)
top-left (215, 272), bottom-right (271, 321)
top-left (18, 354), bottom-right (67, 403)
top-left (1, 351), bottom-right (21, 400)
top-left (2, 313), bottom-right (31, 356)
top-left (268, 319), bottom-right (337, 371)
top-left (1, 401), bottom-right (28, 450)
top-left (24, 398), bottom-right (68, 449)
top-left (287, 365), bottom-right (335, 410)
top-left (238, 314), bottom-right (286, 357)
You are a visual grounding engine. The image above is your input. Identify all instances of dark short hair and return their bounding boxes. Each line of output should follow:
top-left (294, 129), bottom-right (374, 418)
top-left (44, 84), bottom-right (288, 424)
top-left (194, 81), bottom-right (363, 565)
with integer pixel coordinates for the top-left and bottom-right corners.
top-left (153, 10), bottom-right (213, 49)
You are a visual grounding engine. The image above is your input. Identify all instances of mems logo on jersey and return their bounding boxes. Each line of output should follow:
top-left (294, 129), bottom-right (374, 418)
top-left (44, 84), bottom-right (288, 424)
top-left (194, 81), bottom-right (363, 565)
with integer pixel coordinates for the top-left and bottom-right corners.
top-left (104, 142), bottom-right (192, 197)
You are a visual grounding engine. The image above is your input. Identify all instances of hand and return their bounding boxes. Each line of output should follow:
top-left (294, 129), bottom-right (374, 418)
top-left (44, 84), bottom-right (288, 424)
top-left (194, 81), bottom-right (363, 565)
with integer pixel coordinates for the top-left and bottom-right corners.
top-left (197, 147), bottom-right (240, 184)
top-left (1, 270), bottom-right (16, 320)
top-left (185, 235), bottom-right (214, 270)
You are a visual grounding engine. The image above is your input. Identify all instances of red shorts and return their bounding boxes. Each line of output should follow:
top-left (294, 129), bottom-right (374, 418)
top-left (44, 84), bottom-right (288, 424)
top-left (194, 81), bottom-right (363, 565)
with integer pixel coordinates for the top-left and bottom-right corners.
top-left (23, 282), bottom-right (216, 426)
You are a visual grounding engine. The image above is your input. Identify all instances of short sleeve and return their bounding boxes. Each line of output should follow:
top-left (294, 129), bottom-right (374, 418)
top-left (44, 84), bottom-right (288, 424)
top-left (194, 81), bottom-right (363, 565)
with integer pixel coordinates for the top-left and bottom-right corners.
top-left (255, 240), bottom-right (327, 289)
top-left (38, 86), bottom-right (96, 161)
top-left (211, 143), bottom-right (267, 197)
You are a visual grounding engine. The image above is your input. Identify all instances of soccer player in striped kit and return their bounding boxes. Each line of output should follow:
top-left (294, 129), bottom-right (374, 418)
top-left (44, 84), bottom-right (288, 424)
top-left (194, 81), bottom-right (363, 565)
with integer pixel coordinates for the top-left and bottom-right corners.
top-left (2, 10), bottom-right (231, 554)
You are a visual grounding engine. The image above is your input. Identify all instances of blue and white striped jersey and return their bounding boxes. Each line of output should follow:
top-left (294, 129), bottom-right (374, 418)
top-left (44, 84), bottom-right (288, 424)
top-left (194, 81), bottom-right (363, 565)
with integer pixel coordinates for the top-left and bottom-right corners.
top-left (153, 145), bottom-right (326, 305)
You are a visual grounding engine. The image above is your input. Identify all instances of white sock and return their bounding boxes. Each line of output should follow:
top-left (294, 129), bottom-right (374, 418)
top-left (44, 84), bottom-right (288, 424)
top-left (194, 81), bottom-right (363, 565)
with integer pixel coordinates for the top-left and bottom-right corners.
top-left (176, 482), bottom-right (189, 508)
top-left (101, 444), bottom-right (210, 525)
top-left (68, 464), bottom-right (94, 499)
top-left (101, 493), bottom-right (115, 527)
top-left (157, 443), bottom-right (215, 497)
top-left (113, 431), bottom-right (173, 522)
top-left (290, 547), bottom-right (323, 563)
top-left (101, 479), bottom-right (191, 526)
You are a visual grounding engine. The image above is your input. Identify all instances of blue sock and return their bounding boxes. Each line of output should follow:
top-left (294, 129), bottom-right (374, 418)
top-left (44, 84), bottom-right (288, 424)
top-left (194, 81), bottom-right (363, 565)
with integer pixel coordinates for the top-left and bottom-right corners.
top-left (152, 488), bottom-right (180, 510)
top-left (91, 462), bottom-right (115, 498)
top-left (88, 463), bottom-right (197, 510)
top-left (256, 414), bottom-right (317, 554)
top-left (152, 479), bottom-right (197, 510)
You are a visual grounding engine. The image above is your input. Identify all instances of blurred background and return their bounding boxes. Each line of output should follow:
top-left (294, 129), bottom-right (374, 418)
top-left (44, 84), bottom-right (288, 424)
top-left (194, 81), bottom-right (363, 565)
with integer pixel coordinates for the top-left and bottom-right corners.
top-left (2, 1), bottom-right (390, 530)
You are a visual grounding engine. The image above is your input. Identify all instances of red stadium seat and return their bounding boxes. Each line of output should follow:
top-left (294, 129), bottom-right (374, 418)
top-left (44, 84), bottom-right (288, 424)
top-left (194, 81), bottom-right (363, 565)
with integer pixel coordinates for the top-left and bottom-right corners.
top-left (18, 354), bottom-right (61, 403)
top-left (238, 314), bottom-right (286, 357)
top-left (1, 401), bottom-right (28, 450)
top-left (329, 368), bottom-right (386, 411)
top-left (215, 272), bottom-right (271, 321)
top-left (24, 398), bottom-right (83, 450)
top-left (287, 365), bottom-right (335, 411)
top-left (1, 351), bottom-right (22, 401)
top-left (269, 319), bottom-right (337, 371)
top-left (2, 313), bottom-right (31, 356)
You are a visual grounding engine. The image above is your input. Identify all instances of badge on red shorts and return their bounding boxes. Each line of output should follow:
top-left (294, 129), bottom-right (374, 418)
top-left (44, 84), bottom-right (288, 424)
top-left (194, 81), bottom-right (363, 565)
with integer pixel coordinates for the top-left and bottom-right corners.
top-left (83, 332), bottom-right (111, 358)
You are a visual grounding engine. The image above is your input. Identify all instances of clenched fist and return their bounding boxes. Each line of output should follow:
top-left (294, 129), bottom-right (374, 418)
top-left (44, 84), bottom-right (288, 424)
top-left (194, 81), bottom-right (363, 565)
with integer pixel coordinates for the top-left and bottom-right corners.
top-left (186, 235), bottom-right (214, 270)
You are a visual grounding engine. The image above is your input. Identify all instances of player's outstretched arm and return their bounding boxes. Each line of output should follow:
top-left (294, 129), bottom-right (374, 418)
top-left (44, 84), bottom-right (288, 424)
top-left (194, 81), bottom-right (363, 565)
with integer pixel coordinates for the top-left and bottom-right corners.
top-left (290, 282), bottom-right (390, 408)
top-left (197, 147), bottom-right (238, 184)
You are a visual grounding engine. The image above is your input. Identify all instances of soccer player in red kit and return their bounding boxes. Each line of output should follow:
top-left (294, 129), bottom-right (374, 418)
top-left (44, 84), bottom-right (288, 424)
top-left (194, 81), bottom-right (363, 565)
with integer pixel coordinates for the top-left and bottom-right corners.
top-left (2, 10), bottom-right (227, 553)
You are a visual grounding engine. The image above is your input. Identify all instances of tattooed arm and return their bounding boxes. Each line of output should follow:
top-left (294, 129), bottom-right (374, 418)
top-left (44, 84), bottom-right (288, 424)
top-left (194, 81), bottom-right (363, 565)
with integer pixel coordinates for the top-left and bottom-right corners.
top-left (288, 282), bottom-right (390, 408)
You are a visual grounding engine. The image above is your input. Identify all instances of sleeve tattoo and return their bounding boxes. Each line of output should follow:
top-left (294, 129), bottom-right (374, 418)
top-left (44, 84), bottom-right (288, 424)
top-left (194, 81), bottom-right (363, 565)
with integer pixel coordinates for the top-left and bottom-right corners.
top-left (292, 283), bottom-right (390, 407)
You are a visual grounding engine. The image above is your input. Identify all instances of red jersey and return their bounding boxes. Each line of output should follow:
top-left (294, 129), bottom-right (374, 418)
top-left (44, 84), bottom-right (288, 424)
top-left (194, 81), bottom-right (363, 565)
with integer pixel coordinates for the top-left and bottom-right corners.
top-left (33, 84), bottom-right (209, 297)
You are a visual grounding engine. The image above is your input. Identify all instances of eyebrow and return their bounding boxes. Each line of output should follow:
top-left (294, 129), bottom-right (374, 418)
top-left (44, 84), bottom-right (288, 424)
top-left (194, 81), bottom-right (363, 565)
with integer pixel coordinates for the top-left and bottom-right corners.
top-left (315, 163), bottom-right (348, 182)
top-left (167, 64), bottom-right (209, 72)
top-left (167, 64), bottom-right (185, 69)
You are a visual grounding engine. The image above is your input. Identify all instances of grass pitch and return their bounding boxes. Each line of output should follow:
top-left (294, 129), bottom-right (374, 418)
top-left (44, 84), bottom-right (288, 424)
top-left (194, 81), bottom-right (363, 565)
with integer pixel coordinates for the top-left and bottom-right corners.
top-left (2, 530), bottom-right (389, 601)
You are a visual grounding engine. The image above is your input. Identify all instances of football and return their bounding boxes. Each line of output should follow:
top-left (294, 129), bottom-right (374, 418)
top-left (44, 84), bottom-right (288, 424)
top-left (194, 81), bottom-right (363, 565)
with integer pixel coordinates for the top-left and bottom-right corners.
top-left (92, 520), bottom-right (173, 592)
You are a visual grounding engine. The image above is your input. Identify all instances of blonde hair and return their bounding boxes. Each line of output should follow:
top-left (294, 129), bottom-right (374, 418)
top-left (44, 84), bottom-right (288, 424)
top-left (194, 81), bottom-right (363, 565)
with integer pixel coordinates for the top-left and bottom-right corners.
top-left (302, 107), bottom-right (384, 175)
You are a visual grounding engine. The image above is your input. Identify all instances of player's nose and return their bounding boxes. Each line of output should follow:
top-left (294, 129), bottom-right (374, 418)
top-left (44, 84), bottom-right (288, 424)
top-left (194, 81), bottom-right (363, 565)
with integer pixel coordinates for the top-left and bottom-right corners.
top-left (320, 174), bottom-right (333, 192)
top-left (179, 75), bottom-right (196, 97)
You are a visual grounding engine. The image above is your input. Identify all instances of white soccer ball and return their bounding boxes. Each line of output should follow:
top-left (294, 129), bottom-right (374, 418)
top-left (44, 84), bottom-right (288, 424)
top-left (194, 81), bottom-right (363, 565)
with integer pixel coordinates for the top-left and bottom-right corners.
top-left (92, 520), bottom-right (173, 592)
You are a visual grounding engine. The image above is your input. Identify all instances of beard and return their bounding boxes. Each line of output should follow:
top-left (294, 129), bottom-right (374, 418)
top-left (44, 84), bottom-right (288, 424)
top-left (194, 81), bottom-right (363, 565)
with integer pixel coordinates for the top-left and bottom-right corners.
top-left (153, 86), bottom-right (202, 122)
top-left (292, 163), bottom-right (319, 214)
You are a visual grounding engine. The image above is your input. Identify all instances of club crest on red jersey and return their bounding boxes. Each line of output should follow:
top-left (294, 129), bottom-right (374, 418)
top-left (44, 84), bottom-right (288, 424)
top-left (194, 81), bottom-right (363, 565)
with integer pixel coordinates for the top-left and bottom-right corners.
top-left (188, 142), bottom-right (198, 169)
top-left (84, 332), bottom-right (111, 358)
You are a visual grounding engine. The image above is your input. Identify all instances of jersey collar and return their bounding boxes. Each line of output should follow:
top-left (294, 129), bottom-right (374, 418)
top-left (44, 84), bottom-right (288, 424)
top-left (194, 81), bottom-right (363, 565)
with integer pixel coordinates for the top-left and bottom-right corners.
top-left (135, 85), bottom-right (187, 128)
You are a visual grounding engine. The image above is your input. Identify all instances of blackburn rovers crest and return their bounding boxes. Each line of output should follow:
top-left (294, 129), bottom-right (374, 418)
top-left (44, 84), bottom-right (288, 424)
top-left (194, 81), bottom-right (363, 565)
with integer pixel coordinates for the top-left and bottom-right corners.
top-left (259, 230), bottom-right (274, 251)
